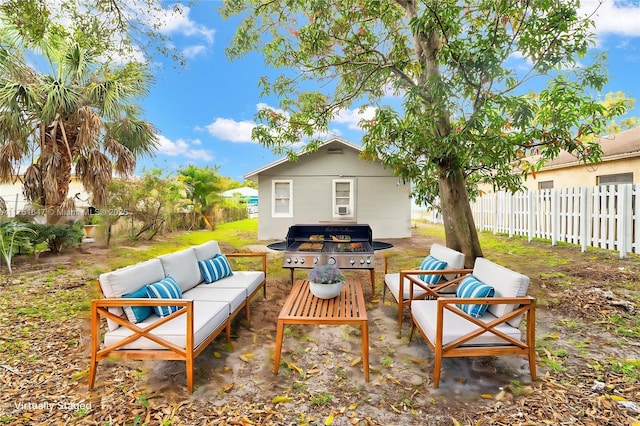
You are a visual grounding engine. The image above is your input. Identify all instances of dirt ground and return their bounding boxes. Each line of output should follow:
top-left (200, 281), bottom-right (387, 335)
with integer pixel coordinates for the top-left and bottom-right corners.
top-left (1, 225), bottom-right (639, 425)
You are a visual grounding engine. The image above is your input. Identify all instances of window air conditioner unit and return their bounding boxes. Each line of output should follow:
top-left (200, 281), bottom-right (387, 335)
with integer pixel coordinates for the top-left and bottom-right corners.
top-left (338, 206), bottom-right (348, 215)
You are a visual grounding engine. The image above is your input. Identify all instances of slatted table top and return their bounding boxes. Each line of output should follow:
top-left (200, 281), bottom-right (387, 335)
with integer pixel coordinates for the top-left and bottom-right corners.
top-left (274, 278), bottom-right (369, 381)
top-left (277, 279), bottom-right (368, 323)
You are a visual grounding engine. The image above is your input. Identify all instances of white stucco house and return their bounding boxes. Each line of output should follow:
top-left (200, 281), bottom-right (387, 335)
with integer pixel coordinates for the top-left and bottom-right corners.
top-left (244, 137), bottom-right (412, 240)
top-left (0, 171), bottom-right (91, 218)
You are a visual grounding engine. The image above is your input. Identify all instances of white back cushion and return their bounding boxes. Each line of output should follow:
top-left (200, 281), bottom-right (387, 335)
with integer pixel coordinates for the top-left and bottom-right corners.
top-left (472, 257), bottom-right (529, 324)
top-left (99, 258), bottom-right (165, 298)
top-left (193, 241), bottom-right (222, 261)
top-left (430, 244), bottom-right (465, 280)
top-left (99, 258), bottom-right (165, 331)
top-left (158, 248), bottom-right (202, 292)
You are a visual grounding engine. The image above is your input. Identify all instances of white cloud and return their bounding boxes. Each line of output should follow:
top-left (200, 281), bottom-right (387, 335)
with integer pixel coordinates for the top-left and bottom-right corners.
top-left (156, 134), bottom-right (215, 161)
top-left (202, 103), bottom-right (375, 146)
top-left (150, 4), bottom-right (215, 44)
top-left (332, 106), bottom-right (377, 130)
top-left (204, 118), bottom-right (256, 143)
top-left (256, 102), bottom-right (289, 117)
top-left (182, 45), bottom-right (207, 59)
top-left (579, 1), bottom-right (640, 37)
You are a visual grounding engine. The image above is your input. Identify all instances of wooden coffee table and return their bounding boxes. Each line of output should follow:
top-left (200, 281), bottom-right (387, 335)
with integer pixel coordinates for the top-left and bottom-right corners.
top-left (273, 278), bottom-right (369, 381)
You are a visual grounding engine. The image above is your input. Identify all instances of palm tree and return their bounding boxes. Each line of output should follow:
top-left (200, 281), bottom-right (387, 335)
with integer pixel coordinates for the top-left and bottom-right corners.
top-left (178, 165), bottom-right (223, 230)
top-left (0, 21), bottom-right (157, 223)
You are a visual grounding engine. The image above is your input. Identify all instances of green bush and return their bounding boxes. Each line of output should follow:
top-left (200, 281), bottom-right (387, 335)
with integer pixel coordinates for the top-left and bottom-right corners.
top-left (26, 222), bottom-right (84, 254)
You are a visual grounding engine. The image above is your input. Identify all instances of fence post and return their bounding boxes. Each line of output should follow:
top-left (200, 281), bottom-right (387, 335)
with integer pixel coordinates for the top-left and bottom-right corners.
top-left (617, 184), bottom-right (631, 259)
top-left (551, 188), bottom-right (559, 246)
top-left (528, 190), bottom-right (535, 242)
top-left (508, 191), bottom-right (514, 238)
top-left (635, 184), bottom-right (640, 255)
top-left (580, 187), bottom-right (590, 253)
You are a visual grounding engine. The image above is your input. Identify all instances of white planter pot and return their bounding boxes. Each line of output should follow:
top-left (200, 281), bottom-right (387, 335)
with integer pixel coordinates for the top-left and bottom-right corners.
top-left (309, 281), bottom-right (344, 299)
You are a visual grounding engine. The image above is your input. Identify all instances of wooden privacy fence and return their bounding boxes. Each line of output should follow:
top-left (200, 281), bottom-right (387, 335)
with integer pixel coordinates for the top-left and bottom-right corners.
top-left (429, 184), bottom-right (640, 259)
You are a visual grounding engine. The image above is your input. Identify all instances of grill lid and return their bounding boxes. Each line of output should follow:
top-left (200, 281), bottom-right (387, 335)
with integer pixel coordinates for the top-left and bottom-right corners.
top-left (285, 224), bottom-right (373, 247)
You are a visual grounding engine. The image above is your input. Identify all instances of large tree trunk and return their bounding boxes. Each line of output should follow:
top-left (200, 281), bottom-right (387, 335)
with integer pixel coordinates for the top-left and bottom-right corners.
top-left (437, 162), bottom-right (483, 267)
top-left (405, 3), bottom-right (484, 267)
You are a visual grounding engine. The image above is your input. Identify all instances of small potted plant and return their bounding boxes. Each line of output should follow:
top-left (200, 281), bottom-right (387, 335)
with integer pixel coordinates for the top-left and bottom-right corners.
top-left (307, 264), bottom-right (345, 299)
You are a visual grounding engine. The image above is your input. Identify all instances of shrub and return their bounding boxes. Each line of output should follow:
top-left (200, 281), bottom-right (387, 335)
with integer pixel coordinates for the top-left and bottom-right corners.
top-left (26, 222), bottom-right (84, 254)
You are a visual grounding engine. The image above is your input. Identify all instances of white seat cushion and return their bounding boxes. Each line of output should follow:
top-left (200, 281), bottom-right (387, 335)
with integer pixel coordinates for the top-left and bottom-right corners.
top-left (104, 300), bottom-right (229, 350)
top-left (384, 273), bottom-right (431, 301)
top-left (182, 287), bottom-right (246, 315)
top-left (196, 271), bottom-right (265, 298)
top-left (411, 300), bottom-right (522, 346)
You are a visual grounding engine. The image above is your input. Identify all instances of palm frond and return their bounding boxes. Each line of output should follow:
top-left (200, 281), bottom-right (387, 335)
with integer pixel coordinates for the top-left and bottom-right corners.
top-left (106, 112), bottom-right (158, 157)
top-left (41, 149), bottom-right (63, 205)
top-left (22, 164), bottom-right (44, 205)
top-left (76, 151), bottom-right (111, 207)
top-left (104, 138), bottom-right (136, 176)
top-left (41, 75), bottom-right (81, 122)
top-left (63, 42), bottom-right (97, 85)
top-left (76, 105), bottom-right (103, 151)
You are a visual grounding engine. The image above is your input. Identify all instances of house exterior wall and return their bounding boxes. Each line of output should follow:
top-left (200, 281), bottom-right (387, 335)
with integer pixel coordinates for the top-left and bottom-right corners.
top-left (252, 141), bottom-right (412, 240)
top-left (478, 127), bottom-right (640, 194)
top-left (0, 178), bottom-right (89, 217)
top-left (520, 156), bottom-right (640, 190)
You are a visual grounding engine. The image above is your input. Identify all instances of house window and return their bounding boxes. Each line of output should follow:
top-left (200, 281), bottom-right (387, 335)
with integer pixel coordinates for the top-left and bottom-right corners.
top-left (333, 179), bottom-right (354, 218)
top-left (272, 180), bottom-right (292, 217)
top-left (597, 173), bottom-right (633, 186)
top-left (538, 180), bottom-right (554, 190)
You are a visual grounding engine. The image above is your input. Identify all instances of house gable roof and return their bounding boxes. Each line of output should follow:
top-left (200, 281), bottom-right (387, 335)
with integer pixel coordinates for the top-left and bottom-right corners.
top-left (244, 137), bottom-right (366, 180)
top-left (540, 126), bottom-right (640, 170)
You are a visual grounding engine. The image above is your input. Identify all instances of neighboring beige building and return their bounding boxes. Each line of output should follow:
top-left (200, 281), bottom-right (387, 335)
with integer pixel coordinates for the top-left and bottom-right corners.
top-left (521, 126), bottom-right (640, 190)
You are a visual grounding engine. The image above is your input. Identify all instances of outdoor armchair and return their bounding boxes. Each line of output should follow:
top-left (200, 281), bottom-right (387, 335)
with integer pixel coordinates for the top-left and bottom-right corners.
top-left (383, 243), bottom-right (470, 332)
top-left (410, 257), bottom-right (536, 388)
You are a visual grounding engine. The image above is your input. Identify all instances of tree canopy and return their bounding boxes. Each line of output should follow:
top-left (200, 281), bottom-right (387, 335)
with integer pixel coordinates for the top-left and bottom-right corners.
top-left (0, 17), bottom-right (158, 220)
top-left (222, 0), bottom-right (627, 263)
top-left (0, 0), bottom-right (188, 65)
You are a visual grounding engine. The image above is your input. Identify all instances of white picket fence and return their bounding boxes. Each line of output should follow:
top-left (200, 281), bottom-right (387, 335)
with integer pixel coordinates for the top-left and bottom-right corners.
top-left (429, 184), bottom-right (640, 259)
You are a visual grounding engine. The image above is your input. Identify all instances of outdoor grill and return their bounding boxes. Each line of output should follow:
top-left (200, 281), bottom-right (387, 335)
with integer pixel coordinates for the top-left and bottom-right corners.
top-left (282, 224), bottom-right (376, 292)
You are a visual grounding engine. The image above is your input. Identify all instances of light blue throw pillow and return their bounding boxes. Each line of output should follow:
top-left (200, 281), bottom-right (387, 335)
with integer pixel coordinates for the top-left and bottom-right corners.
top-left (146, 276), bottom-right (183, 317)
top-left (198, 254), bottom-right (233, 284)
top-left (418, 255), bottom-right (447, 284)
top-left (122, 287), bottom-right (153, 323)
top-left (455, 275), bottom-right (495, 318)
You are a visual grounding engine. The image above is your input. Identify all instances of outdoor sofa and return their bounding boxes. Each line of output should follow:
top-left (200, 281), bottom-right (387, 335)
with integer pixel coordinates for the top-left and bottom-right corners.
top-left (88, 240), bottom-right (267, 393)
top-left (410, 256), bottom-right (536, 388)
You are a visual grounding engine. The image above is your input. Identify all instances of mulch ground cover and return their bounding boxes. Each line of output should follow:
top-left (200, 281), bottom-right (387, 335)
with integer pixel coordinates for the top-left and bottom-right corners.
top-left (0, 232), bottom-right (639, 425)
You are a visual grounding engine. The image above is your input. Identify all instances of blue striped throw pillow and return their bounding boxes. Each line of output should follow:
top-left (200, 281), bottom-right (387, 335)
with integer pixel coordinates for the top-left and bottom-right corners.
top-left (145, 276), bottom-right (183, 317)
top-left (418, 255), bottom-right (448, 284)
top-left (455, 275), bottom-right (495, 318)
top-left (122, 286), bottom-right (153, 323)
top-left (198, 254), bottom-right (233, 284)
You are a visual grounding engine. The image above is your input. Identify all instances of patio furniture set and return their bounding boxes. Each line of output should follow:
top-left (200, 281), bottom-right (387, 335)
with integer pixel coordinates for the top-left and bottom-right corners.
top-left (89, 237), bottom-right (536, 393)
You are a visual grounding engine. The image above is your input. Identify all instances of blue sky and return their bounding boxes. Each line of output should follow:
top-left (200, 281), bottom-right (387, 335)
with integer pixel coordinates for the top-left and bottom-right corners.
top-left (137, 0), bottom-right (640, 183)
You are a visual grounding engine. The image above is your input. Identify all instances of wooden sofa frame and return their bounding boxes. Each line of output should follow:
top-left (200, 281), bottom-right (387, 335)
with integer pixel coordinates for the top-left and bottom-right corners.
top-left (383, 254), bottom-right (472, 331)
top-left (88, 252), bottom-right (266, 394)
top-left (410, 294), bottom-right (537, 388)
